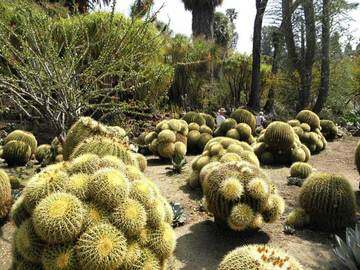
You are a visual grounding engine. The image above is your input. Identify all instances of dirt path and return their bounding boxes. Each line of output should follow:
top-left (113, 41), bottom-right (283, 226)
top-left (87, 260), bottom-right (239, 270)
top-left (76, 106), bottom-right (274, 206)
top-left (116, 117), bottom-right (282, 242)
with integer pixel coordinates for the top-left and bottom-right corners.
top-left (0, 136), bottom-right (358, 269)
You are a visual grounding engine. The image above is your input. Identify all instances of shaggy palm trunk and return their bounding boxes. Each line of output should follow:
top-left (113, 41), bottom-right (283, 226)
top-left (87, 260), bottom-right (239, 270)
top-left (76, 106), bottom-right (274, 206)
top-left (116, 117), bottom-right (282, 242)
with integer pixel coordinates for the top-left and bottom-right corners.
top-left (248, 0), bottom-right (268, 111)
top-left (192, 6), bottom-right (215, 39)
top-left (313, 0), bottom-right (330, 113)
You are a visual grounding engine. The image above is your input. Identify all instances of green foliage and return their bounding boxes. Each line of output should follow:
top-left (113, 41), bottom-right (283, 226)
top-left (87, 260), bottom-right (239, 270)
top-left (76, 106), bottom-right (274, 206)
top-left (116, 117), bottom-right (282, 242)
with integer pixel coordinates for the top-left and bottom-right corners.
top-left (299, 172), bottom-right (356, 231)
top-left (0, 169), bottom-right (12, 218)
top-left (218, 244), bottom-right (304, 270)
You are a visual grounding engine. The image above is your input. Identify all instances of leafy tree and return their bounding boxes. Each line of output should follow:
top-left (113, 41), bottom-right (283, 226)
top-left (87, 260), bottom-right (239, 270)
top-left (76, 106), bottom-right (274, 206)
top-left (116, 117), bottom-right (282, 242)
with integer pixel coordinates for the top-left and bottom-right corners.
top-left (181, 0), bottom-right (223, 39)
top-left (130, 0), bottom-right (153, 18)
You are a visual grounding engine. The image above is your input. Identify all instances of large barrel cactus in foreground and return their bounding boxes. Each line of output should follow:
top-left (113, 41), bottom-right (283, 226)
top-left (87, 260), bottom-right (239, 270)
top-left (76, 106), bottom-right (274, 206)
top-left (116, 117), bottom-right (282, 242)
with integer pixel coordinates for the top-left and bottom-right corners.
top-left (188, 137), bottom-right (259, 188)
top-left (0, 169), bottom-right (12, 219)
top-left (203, 161), bottom-right (285, 231)
top-left (218, 244), bottom-right (303, 270)
top-left (254, 122), bottom-right (310, 165)
top-left (287, 172), bottom-right (356, 231)
top-left (10, 154), bottom-right (175, 270)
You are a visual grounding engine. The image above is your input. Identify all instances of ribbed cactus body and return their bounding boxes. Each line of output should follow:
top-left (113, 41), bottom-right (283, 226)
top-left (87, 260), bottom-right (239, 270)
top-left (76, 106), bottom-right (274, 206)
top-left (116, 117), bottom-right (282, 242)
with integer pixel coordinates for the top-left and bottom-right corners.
top-left (0, 169), bottom-right (12, 218)
top-left (299, 173), bottom-right (356, 231)
top-left (2, 140), bottom-right (32, 166)
top-left (290, 162), bottom-right (313, 179)
top-left (264, 122), bottom-right (295, 151)
top-left (296, 110), bottom-right (321, 130)
top-left (4, 130), bottom-right (38, 154)
top-left (320, 120), bottom-right (338, 140)
top-left (230, 109), bottom-right (256, 132)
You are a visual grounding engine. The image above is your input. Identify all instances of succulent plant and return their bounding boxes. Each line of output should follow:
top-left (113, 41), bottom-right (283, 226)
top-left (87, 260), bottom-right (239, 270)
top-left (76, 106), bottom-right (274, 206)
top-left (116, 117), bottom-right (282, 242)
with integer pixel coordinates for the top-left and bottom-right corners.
top-left (333, 223), bottom-right (360, 270)
top-left (218, 244), bottom-right (304, 270)
top-left (10, 153), bottom-right (175, 269)
top-left (200, 113), bottom-right (215, 129)
top-left (264, 121), bottom-right (295, 151)
top-left (182, 111), bottom-right (206, 126)
top-left (188, 137), bottom-right (260, 188)
top-left (0, 169), bottom-right (12, 219)
top-left (296, 110), bottom-right (321, 131)
top-left (4, 130), bottom-right (38, 154)
top-left (230, 108), bottom-right (256, 132)
top-left (290, 162), bottom-right (313, 179)
top-left (297, 173), bottom-right (356, 231)
top-left (35, 144), bottom-right (51, 163)
top-left (2, 140), bottom-right (32, 166)
top-left (320, 120), bottom-right (338, 140)
top-left (203, 161), bottom-right (284, 231)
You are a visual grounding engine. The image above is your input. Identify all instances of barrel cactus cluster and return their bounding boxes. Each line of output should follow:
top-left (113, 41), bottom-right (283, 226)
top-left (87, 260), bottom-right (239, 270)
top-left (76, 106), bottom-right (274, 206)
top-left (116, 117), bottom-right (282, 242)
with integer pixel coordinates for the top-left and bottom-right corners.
top-left (186, 117), bottom-right (214, 154)
top-left (0, 169), bottom-right (12, 219)
top-left (2, 130), bottom-right (38, 166)
top-left (213, 109), bottom-right (256, 145)
top-left (142, 119), bottom-right (188, 160)
top-left (286, 172), bottom-right (356, 231)
top-left (182, 111), bottom-right (215, 129)
top-left (188, 137), bottom-right (259, 188)
top-left (10, 153), bottom-right (176, 270)
top-left (320, 120), bottom-right (338, 140)
top-left (203, 161), bottom-right (285, 231)
top-left (254, 121), bottom-right (310, 165)
top-left (63, 117), bottom-right (128, 160)
top-left (289, 110), bottom-right (327, 154)
top-left (218, 244), bottom-right (303, 270)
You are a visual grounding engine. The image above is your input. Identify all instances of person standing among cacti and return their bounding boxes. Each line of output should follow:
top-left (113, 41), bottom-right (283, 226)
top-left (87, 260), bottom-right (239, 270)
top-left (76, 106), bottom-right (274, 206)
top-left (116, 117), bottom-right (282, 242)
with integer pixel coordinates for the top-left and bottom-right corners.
top-left (216, 108), bottom-right (226, 128)
top-left (256, 111), bottom-right (266, 128)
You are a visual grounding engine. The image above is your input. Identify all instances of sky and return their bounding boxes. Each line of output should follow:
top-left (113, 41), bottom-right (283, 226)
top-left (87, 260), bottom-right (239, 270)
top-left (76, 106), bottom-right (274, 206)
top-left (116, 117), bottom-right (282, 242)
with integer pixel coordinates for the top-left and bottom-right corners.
top-left (99, 0), bottom-right (360, 53)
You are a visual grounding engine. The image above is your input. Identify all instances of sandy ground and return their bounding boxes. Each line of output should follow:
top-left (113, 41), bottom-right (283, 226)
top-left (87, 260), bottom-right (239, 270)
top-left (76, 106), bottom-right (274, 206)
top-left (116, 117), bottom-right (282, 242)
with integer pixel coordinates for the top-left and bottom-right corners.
top-left (0, 135), bottom-right (359, 270)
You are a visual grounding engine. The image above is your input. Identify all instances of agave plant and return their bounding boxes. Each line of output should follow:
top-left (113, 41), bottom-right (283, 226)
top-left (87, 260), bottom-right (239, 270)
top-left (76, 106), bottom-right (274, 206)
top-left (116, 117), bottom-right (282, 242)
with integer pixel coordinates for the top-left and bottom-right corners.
top-left (171, 154), bottom-right (187, 174)
top-left (333, 223), bottom-right (360, 270)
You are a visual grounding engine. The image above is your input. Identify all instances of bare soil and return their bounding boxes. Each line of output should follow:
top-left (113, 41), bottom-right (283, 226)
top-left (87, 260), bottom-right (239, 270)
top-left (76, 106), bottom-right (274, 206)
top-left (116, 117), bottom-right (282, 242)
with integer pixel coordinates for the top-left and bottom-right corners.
top-left (1, 136), bottom-right (359, 270)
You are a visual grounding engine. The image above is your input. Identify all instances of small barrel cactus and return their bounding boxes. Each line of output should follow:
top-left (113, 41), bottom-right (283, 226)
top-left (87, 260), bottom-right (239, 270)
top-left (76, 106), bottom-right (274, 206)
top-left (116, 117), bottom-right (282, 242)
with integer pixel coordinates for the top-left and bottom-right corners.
top-left (35, 144), bottom-right (51, 163)
top-left (296, 110), bottom-right (321, 131)
top-left (0, 169), bottom-right (12, 219)
top-left (218, 244), bottom-right (303, 270)
top-left (10, 154), bottom-right (176, 270)
top-left (203, 161), bottom-right (285, 231)
top-left (2, 140), bottom-right (32, 166)
top-left (293, 172), bottom-right (356, 231)
top-left (320, 119), bottom-right (338, 140)
top-left (264, 121), bottom-right (295, 151)
top-left (290, 162), bottom-right (313, 179)
top-left (182, 111), bottom-right (206, 126)
top-left (4, 130), bottom-right (38, 155)
top-left (230, 108), bottom-right (256, 132)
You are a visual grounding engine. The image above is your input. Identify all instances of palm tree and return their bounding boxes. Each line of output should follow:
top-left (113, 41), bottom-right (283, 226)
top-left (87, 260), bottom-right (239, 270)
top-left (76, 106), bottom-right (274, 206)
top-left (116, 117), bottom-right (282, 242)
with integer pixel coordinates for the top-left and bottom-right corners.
top-left (182, 0), bottom-right (223, 39)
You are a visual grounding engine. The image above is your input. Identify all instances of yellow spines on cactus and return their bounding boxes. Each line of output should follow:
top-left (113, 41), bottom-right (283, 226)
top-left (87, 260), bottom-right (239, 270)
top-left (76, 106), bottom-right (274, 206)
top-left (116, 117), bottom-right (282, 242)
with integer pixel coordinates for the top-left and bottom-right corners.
top-left (157, 130), bottom-right (176, 143)
top-left (0, 169), bottom-right (12, 219)
top-left (286, 208), bottom-right (310, 228)
top-left (10, 195), bottom-right (30, 227)
top-left (264, 121), bottom-right (295, 151)
top-left (147, 223), bottom-right (176, 259)
top-left (299, 172), bottom-right (356, 231)
top-left (32, 192), bottom-right (86, 244)
top-left (2, 140), bottom-right (32, 166)
top-left (89, 168), bottom-right (130, 210)
top-left (133, 153), bottom-right (147, 172)
top-left (290, 162), bottom-right (313, 179)
top-left (41, 244), bottom-right (76, 270)
top-left (75, 223), bottom-right (128, 270)
top-left (23, 169), bottom-right (68, 213)
top-left (4, 130), bottom-right (38, 154)
top-left (35, 144), bottom-right (51, 163)
top-left (227, 203), bottom-right (255, 231)
top-left (296, 110), bottom-right (320, 130)
top-left (83, 203), bottom-right (110, 228)
top-left (111, 198), bottom-right (147, 237)
top-left (14, 219), bottom-right (44, 263)
top-left (64, 173), bottom-right (90, 200)
top-left (218, 244), bottom-right (304, 270)
top-left (70, 135), bottom-right (132, 165)
top-left (230, 108), bottom-right (256, 132)
top-left (66, 153), bottom-right (102, 175)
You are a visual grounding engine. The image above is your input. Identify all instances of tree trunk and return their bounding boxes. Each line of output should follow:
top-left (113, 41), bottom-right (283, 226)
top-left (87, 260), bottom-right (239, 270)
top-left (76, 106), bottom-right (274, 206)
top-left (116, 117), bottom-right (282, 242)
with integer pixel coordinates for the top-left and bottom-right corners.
top-left (264, 29), bottom-right (281, 114)
top-left (248, 0), bottom-right (268, 111)
top-left (313, 0), bottom-right (330, 113)
top-left (192, 6), bottom-right (215, 39)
